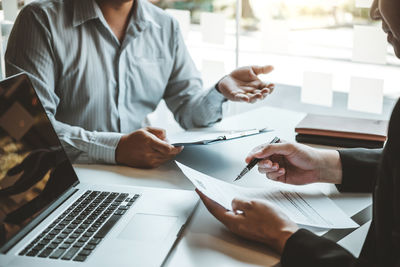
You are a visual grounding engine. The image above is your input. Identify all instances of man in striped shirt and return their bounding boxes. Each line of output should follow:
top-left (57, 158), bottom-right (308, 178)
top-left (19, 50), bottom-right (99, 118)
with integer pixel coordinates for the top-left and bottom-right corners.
top-left (6, 0), bottom-right (274, 168)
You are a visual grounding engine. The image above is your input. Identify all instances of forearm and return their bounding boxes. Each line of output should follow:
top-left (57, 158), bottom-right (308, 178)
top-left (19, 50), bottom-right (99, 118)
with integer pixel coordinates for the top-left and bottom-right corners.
top-left (316, 148), bottom-right (381, 193)
top-left (318, 150), bottom-right (343, 184)
top-left (49, 115), bottom-right (123, 164)
top-left (281, 229), bottom-right (363, 267)
top-left (165, 82), bottom-right (226, 129)
top-left (180, 87), bottom-right (225, 129)
top-left (164, 21), bottom-right (226, 129)
top-left (336, 148), bottom-right (382, 193)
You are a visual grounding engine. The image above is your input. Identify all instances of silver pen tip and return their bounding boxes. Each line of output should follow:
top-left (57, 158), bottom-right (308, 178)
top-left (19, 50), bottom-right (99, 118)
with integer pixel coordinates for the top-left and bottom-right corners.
top-left (234, 168), bottom-right (249, 181)
top-left (234, 174), bottom-right (242, 181)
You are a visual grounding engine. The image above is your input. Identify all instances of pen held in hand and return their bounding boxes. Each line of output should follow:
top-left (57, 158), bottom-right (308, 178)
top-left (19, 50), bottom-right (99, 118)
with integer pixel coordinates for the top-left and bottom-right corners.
top-left (234, 136), bottom-right (281, 182)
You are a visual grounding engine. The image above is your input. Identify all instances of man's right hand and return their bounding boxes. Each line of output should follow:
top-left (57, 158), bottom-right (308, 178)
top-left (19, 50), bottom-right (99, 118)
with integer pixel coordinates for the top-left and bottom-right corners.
top-left (245, 142), bottom-right (343, 185)
top-left (115, 127), bottom-right (183, 168)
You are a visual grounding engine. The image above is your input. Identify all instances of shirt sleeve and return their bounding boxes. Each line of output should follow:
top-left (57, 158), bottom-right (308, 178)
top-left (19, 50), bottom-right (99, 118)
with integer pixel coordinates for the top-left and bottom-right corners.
top-left (281, 229), bottom-right (373, 267)
top-left (163, 20), bottom-right (226, 129)
top-left (5, 5), bottom-right (122, 164)
top-left (336, 148), bottom-right (382, 193)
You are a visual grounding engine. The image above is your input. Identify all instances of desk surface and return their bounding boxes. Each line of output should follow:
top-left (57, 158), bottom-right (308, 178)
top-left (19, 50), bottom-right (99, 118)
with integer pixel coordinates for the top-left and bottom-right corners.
top-left (74, 106), bottom-right (372, 267)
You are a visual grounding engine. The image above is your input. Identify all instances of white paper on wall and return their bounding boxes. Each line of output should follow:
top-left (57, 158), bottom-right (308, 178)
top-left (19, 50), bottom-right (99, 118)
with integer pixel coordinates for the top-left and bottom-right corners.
top-left (260, 20), bottom-right (289, 53)
top-left (348, 76), bottom-right (384, 114)
top-left (301, 71), bottom-right (333, 107)
top-left (355, 0), bottom-right (373, 8)
top-left (352, 25), bottom-right (387, 65)
top-left (201, 60), bottom-right (225, 88)
top-left (200, 12), bottom-right (226, 45)
top-left (166, 9), bottom-right (190, 40)
top-left (3, 0), bottom-right (19, 21)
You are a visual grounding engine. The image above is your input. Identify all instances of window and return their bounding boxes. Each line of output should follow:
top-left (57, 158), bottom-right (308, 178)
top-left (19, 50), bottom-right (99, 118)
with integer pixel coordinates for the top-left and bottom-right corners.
top-left (153, 0), bottom-right (399, 122)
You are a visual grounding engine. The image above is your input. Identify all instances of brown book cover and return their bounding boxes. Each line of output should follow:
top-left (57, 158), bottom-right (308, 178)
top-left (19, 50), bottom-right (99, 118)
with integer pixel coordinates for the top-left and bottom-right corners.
top-left (295, 114), bottom-right (388, 142)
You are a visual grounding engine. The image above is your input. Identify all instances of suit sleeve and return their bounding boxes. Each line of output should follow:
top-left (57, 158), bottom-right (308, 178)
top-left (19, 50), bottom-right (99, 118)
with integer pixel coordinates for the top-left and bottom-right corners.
top-left (281, 229), bottom-right (373, 267)
top-left (336, 148), bottom-right (382, 193)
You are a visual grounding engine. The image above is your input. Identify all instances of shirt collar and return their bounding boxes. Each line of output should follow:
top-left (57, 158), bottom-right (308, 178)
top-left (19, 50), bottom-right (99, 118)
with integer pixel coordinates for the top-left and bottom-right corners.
top-left (72, 0), bottom-right (160, 29)
top-left (72, 0), bottom-right (101, 27)
top-left (133, 0), bottom-right (161, 31)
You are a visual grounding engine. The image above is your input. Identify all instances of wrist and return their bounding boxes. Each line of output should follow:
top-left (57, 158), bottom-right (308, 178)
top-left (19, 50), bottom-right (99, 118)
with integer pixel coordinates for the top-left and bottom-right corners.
top-left (318, 150), bottom-right (343, 184)
top-left (275, 225), bottom-right (299, 254)
top-left (215, 75), bottom-right (227, 93)
top-left (115, 135), bottom-right (128, 165)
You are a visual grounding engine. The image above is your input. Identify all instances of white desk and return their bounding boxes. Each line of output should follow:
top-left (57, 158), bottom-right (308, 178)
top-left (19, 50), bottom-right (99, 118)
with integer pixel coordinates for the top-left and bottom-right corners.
top-left (74, 106), bottom-right (372, 267)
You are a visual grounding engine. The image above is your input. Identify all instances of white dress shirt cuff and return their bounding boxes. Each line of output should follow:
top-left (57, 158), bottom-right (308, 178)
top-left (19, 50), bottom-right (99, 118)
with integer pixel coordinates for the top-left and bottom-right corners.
top-left (88, 132), bottom-right (124, 164)
top-left (207, 86), bottom-right (227, 106)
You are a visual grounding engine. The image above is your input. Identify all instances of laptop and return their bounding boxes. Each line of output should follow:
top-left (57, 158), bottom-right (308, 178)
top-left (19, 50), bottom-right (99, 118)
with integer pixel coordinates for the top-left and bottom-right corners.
top-left (0, 73), bottom-right (198, 267)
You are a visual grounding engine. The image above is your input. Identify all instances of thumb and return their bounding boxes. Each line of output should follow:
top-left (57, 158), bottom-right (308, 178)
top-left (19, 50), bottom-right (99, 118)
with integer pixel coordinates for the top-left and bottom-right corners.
top-left (231, 198), bottom-right (252, 213)
top-left (145, 127), bottom-right (167, 140)
top-left (251, 65), bottom-right (274, 76)
top-left (245, 143), bottom-right (294, 163)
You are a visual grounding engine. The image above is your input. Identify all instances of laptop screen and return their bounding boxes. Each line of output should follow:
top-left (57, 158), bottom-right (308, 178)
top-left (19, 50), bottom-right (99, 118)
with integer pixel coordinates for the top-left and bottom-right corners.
top-left (0, 74), bottom-right (78, 249)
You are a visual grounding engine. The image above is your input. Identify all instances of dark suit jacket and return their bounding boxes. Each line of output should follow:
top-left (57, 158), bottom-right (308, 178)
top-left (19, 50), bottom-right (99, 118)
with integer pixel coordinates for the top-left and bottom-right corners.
top-left (281, 99), bottom-right (400, 267)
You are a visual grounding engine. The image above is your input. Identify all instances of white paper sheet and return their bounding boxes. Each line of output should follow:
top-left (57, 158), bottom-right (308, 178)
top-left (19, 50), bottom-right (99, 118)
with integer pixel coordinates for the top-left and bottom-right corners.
top-left (166, 9), bottom-right (190, 40)
top-left (301, 71), bottom-right (333, 107)
top-left (352, 25), bottom-right (387, 65)
top-left (355, 0), bottom-right (373, 8)
top-left (3, 0), bottom-right (19, 21)
top-left (348, 76), bottom-right (384, 114)
top-left (200, 12), bottom-right (226, 45)
top-left (169, 131), bottom-right (227, 145)
top-left (169, 128), bottom-right (270, 146)
top-left (176, 162), bottom-right (358, 229)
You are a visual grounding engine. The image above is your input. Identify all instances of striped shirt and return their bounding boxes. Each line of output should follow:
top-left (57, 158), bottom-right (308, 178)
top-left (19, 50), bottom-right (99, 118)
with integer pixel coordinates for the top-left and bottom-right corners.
top-left (5, 0), bottom-right (225, 164)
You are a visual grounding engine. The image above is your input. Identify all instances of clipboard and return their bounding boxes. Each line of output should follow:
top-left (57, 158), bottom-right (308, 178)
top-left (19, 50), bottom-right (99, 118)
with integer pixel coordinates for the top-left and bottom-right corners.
top-left (171, 128), bottom-right (273, 146)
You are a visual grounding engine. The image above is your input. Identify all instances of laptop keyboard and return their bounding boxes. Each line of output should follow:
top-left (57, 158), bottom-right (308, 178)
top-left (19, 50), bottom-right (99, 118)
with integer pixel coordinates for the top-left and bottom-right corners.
top-left (18, 190), bottom-right (140, 262)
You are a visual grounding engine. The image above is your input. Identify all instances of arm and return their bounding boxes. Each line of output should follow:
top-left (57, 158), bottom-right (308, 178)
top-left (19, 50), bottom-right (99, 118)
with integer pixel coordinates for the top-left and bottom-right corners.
top-left (246, 142), bottom-right (382, 194)
top-left (163, 22), bottom-right (226, 129)
top-left (281, 229), bottom-right (373, 267)
top-left (163, 20), bottom-right (275, 129)
top-left (5, 5), bottom-right (122, 164)
top-left (336, 148), bottom-right (382, 193)
top-left (197, 190), bottom-right (374, 266)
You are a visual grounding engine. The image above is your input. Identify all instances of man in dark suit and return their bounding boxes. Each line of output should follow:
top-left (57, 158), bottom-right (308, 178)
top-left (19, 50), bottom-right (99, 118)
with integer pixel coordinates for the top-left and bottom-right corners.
top-left (197, 0), bottom-right (400, 265)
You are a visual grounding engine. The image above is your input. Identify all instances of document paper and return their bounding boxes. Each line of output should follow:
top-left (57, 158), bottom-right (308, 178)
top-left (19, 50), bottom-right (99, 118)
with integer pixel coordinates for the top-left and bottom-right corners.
top-left (176, 162), bottom-right (358, 229)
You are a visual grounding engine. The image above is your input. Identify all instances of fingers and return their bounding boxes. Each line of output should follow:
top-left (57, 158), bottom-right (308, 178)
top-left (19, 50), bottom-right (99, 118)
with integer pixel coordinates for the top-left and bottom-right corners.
top-left (251, 65), bottom-right (274, 76)
top-left (245, 142), bottom-right (294, 163)
top-left (231, 198), bottom-right (253, 214)
top-left (260, 168), bottom-right (286, 181)
top-left (236, 83), bottom-right (275, 103)
top-left (196, 189), bottom-right (238, 226)
top-left (145, 127), bottom-right (167, 140)
top-left (233, 93), bottom-right (250, 102)
top-left (151, 140), bottom-right (183, 156)
top-left (145, 130), bottom-right (182, 156)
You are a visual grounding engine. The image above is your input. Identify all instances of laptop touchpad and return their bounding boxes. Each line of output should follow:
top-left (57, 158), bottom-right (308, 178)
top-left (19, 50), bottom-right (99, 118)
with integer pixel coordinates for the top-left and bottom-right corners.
top-left (117, 213), bottom-right (178, 242)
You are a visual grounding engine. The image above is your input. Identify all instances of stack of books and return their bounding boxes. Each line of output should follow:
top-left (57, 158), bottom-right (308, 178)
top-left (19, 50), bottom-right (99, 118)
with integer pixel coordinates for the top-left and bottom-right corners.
top-left (295, 114), bottom-right (388, 148)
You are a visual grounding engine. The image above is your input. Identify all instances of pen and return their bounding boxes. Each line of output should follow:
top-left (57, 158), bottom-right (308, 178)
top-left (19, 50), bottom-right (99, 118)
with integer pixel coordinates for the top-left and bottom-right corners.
top-left (234, 136), bottom-right (280, 182)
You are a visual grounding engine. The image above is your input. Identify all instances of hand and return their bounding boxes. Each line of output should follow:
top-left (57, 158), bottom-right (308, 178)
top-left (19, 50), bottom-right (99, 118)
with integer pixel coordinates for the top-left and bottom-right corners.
top-left (217, 65), bottom-right (275, 103)
top-left (197, 189), bottom-right (298, 254)
top-left (4, 149), bottom-right (61, 195)
top-left (246, 142), bottom-right (342, 185)
top-left (115, 127), bottom-right (183, 168)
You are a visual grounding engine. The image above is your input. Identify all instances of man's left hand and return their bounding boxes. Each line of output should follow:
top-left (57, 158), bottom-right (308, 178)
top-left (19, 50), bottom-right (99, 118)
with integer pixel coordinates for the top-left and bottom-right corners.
top-left (217, 65), bottom-right (275, 103)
